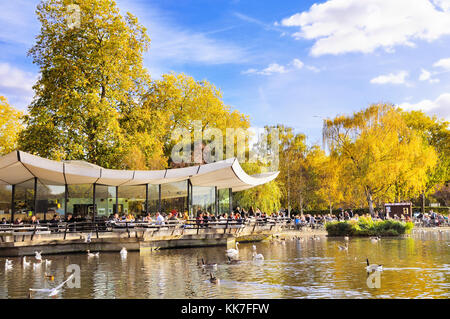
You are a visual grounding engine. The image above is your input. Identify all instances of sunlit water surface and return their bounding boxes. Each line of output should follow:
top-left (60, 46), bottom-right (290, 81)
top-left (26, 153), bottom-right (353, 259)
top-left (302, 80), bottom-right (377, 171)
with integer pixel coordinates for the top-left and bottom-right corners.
top-left (1, 231), bottom-right (449, 299)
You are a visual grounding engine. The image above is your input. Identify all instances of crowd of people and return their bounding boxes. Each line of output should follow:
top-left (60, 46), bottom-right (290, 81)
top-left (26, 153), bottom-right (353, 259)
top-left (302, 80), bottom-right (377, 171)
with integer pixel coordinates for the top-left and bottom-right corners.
top-left (1, 207), bottom-right (448, 229)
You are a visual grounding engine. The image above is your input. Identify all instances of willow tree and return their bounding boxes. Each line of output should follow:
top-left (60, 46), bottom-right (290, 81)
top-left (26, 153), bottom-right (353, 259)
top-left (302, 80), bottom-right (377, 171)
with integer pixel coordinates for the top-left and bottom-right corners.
top-left (323, 104), bottom-right (437, 215)
top-left (19, 0), bottom-right (151, 168)
top-left (234, 162), bottom-right (282, 214)
top-left (0, 96), bottom-right (23, 155)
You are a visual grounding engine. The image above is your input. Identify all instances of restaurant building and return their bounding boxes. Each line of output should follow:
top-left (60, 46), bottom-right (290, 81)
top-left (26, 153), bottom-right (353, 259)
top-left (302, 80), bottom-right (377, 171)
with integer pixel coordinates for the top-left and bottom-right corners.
top-left (0, 151), bottom-right (279, 221)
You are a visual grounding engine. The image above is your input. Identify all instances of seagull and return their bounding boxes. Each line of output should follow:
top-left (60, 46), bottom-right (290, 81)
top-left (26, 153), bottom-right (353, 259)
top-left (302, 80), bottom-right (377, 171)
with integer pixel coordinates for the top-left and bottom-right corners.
top-left (5, 259), bottom-right (13, 270)
top-left (201, 258), bottom-right (217, 270)
top-left (87, 250), bottom-right (99, 258)
top-left (366, 258), bottom-right (383, 273)
top-left (35, 251), bottom-right (43, 262)
top-left (208, 272), bottom-right (220, 284)
top-left (23, 256), bottom-right (31, 268)
top-left (29, 273), bottom-right (75, 297)
top-left (225, 242), bottom-right (239, 260)
top-left (120, 247), bottom-right (127, 258)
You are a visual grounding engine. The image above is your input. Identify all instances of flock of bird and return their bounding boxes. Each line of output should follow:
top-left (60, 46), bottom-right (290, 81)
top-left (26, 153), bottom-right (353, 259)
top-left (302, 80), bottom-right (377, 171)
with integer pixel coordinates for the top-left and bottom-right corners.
top-left (199, 242), bottom-right (267, 284)
top-left (2, 246), bottom-right (130, 298)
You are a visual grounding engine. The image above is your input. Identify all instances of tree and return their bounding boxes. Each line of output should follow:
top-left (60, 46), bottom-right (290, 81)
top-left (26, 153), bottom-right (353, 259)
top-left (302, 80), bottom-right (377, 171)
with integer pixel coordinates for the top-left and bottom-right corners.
top-left (323, 104), bottom-right (437, 215)
top-left (402, 110), bottom-right (449, 211)
top-left (143, 73), bottom-right (250, 167)
top-left (0, 96), bottom-right (23, 155)
top-left (234, 162), bottom-right (282, 214)
top-left (19, 0), bottom-right (151, 168)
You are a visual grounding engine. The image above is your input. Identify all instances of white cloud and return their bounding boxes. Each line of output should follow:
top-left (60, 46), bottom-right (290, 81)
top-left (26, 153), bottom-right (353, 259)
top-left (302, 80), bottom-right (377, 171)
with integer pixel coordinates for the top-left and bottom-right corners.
top-left (399, 93), bottom-right (450, 120)
top-left (419, 68), bottom-right (440, 83)
top-left (279, 0), bottom-right (450, 56)
top-left (242, 58), bottom-right (319, 76)
top-left (433, 57), bottom-right (450, 70)
top-left (370, 71), bottom-right (408, 85)
top-left (292, 58), bottom-right (304, 69)
top-left (0, 62), bottom-right (37, 94)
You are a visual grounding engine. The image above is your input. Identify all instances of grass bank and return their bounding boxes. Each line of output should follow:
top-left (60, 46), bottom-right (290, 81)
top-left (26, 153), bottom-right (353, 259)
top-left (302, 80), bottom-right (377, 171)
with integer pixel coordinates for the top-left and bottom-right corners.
top-left (325, 217), bottom-right (414, 237)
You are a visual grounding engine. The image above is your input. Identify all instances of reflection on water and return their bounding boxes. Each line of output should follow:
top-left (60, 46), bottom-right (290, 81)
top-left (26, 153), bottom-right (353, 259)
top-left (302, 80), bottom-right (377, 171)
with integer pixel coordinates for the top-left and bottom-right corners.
top-left (1, 231), bottom-right (449, 299)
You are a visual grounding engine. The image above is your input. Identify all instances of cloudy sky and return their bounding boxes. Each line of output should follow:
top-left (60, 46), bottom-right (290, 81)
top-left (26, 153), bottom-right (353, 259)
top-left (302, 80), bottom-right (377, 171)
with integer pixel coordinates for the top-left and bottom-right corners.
top-left (1, 0), bottom-right (450, 145)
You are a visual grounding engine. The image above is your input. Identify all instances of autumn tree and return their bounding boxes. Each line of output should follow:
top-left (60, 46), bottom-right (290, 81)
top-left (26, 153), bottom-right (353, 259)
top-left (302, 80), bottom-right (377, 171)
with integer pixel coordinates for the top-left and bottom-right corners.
top-left (19, 0), bottom-right (151, 168)
top-left (0, 96), bottom-right (23, 155)
top-left (234, 162), bottom-right (282, 214)
top-left (323, 104), bottom-right (437, 215)
top-left (143, 73), bottom-right (250, 167)
top-left (402, 110), bottom-right (449, 211)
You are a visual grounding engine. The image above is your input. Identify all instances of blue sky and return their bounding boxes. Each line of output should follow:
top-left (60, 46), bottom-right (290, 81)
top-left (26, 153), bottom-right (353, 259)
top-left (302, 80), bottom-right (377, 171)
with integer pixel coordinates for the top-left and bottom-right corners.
top-left (1, 0), bottom-right (450, 145)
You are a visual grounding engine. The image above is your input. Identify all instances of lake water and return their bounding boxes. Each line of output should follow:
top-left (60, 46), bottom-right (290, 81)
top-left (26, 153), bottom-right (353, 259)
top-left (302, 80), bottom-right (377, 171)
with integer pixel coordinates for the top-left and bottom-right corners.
top-left (1, 230), bottom-right (449, 299)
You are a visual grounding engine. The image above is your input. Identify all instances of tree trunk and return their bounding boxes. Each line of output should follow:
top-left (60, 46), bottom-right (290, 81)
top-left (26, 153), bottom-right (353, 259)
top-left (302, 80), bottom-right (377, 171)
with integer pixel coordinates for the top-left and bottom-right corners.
top-left (366, 190), bottom-right (375, 216)
top-left (421, 191), bottom-right (425, 214)
top-left (329, 199), bottom-right (332, 215)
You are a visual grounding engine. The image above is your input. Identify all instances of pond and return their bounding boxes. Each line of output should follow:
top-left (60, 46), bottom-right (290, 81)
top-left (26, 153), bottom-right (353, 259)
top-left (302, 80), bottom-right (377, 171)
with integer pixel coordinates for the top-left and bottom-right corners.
top-left (1, 230), bottom-right (449, 299)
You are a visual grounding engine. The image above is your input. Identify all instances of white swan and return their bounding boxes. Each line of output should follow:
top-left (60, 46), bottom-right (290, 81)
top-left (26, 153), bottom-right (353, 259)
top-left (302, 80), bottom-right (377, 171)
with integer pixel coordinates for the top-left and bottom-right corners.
top-left (252, 251), bottom-right (264, 261)
top-left (225, 242), bottom-right (239, 259)
top-left (29, 273), bottom-right (74, 297)
top-left (370, 237), bottom-right (381, 244)
top-left (23, 256), bottom-right (31, 268)
top-left (35, 251), bottom-right (42, 262)
top-left (5, 259), bottom-right (13, 270)
top-left (120, 247), bottom-right (127, 258)
top-left (366, 258), bottom-right (383, 272)
top-left (87, 250), bottom-right (99, 258)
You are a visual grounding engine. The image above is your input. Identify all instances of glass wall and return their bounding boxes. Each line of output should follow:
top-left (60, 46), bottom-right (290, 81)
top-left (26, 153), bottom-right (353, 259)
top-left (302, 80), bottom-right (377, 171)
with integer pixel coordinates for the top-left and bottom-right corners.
top-left (36, 180), bottom-right (65, 221)
top-left (218, 188), bottom-right (230, 215)
top-left (161, 181), bottom-right (187, 214)
top-left (95, 185), bottom-right (116, 218)
top-left (14, 179), bottom-right (35, 221)
top-left (0, 185), bottom-right (12, 222)
top-left (148, 184), bottom-right (159, 213)
top-left (118, 185), bottom-right (146, 217)
top-left (192, 186), bottom-right (216, 215)
top-left (67, 184), bottom-right (94, 220)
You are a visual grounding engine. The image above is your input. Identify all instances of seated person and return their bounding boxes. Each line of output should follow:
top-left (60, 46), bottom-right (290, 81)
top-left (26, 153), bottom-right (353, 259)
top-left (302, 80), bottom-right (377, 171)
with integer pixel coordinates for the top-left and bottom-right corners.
top-left (30, 215), bottom-right (40, 225)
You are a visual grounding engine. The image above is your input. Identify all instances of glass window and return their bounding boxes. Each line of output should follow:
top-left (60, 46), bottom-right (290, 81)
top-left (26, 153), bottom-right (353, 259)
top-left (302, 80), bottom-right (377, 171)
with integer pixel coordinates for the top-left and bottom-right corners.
top-left (148, 184), bottom-right (159, 213)
top-left (118, 185), bottom-right (146, 218)
top-left (218, 188), bottom-right (230, 215)
top-left (161, 181), bottom-right (187, 214)
top-left (14, 179), bottom-right (35, 221)
top-left (0, 185), bottom-right (12, 222)
top-left (67, 184), bottom-right (94, 221)
top-left (95, 185), bottom-right (116, 218)
top-left (192, 186), bottom-right (216, 215)
top-left (36, 180), bottom-right (65, 221)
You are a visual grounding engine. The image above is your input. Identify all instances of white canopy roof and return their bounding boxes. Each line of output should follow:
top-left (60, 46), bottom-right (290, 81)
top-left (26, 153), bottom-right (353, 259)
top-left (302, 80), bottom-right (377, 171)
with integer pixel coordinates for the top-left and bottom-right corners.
top-left (0, 151), bottom-right (279, 192)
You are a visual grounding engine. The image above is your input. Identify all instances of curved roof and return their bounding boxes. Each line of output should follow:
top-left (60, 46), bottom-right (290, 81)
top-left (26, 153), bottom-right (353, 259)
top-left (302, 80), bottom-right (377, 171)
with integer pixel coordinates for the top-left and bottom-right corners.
top-left (0, 151), bottom-right (279, 192)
